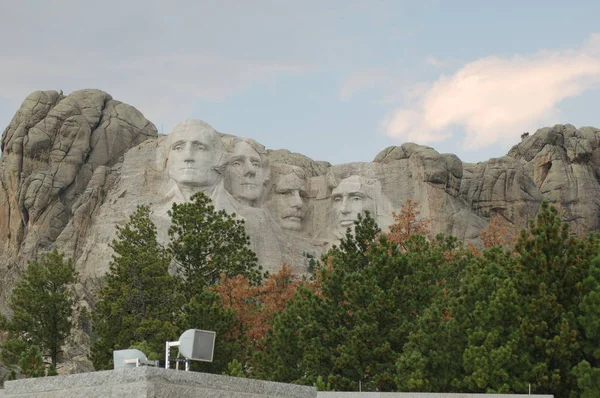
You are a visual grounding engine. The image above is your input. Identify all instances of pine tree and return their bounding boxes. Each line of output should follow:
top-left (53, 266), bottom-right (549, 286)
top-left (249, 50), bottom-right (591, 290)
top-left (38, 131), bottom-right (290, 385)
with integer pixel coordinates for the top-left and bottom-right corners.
top-left (18, 346), bottom-right (46, 378)
top-left (180, 290), bottom-right (244, 374)
top-left (453, 247), bottom-right (525, 393)
top-left (89, 205), bottom-right (183, 370)
top-left (572, 255), bottom-right (600, 397)
top-left (510, 201), bottom-right (595, 396)
top-left (0, 250), bottom-right (78, 367)
top-left (396, 201), bottom-right (600, 397)
top-left (167, 192), bottom-right (263, 298)
top-left (254, 213), bottom-right (468, 391)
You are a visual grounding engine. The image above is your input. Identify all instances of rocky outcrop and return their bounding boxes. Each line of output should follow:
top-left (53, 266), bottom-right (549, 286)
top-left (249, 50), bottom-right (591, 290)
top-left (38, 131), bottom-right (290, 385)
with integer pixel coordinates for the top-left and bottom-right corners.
top-left (505, 124), bottom-right (600, 235)
top-left (372, 143), bottom-right (484, 241)
top-left (0, 89), bottom-right (157, 313)
top-left (460, 156), bottom-right (542, 227)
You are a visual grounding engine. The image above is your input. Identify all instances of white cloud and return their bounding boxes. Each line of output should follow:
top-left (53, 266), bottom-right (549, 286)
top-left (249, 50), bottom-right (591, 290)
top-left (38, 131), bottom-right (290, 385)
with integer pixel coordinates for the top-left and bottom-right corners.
top-left (384, 34), bottom-right (600, 150)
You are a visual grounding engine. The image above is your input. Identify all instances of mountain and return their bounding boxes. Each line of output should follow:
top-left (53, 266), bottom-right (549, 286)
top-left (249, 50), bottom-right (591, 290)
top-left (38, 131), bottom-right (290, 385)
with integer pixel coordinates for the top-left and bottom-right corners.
top-left (2, 89), bottom-right (599, 318)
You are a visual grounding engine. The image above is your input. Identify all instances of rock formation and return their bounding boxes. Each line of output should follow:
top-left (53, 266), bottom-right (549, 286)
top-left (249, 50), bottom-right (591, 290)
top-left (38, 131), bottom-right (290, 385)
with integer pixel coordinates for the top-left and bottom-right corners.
top-left (2, 89), bottom-right (600, 321)
top-left (0, 89), bottom-right (157, 313)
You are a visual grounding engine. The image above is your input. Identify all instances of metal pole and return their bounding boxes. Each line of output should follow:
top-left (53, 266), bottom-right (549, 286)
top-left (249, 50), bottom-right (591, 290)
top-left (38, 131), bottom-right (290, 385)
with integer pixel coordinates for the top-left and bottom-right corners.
top-left (165, 341), bottom-right (170, 369)
top-left (165, 341), bottom-right (181, 369)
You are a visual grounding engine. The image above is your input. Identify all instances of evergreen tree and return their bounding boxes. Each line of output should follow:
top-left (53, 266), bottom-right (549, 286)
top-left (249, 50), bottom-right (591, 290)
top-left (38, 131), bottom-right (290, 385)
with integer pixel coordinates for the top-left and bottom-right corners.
top-left (572, 254), bottom-right (600, 397)
top-left (510, 201), bottom-right (596, 396)
top-left (18, 346), bottom-right (46, 378)
top-left (396, 201), bottom-right (600, 397)
top-left (452, 247), bottom-right (524, 393)
top-left (396, 246), bottom-right (526, 393)
top-left (254, 213), bottom-right (468, 391)
top-left (168, 192), bottom-right (263, 298)
top-left (90, 205), bottom-right (183, 370)
top-left (179, 290), bottom-right (245, 374)
top-left (0, 250), bottom-right (78, 367)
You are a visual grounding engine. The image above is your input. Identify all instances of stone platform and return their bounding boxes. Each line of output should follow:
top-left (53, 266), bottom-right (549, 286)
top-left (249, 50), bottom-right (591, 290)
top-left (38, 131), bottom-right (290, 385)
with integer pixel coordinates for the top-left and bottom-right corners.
top-left (318, 393), bottom-right (553, 397)
top-left (0, 370), bottom-right (555, 398)
top-left (0, 367), bottom-right (317, 397)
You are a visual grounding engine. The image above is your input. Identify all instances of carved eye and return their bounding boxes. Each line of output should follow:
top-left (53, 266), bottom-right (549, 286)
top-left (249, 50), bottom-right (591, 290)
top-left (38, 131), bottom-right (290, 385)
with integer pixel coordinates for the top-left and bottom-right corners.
top-left (333, 196), bottom-right (342, 203)
top-left (194, 144), bottom-right (206, 151)
top-left (232, 161), bottom-right (242, 167)
top-left (251, 162), bottom-right (260, 168)
top-left (173, 145), bottom-right (183, 152)
top-left (352, 196), bottom-right (362, 203)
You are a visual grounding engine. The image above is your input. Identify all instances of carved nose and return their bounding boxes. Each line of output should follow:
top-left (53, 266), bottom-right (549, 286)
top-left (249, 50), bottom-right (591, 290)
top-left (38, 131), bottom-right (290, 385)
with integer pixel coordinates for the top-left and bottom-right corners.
top-left (290, 191), bottom-right (303, 208)
top-left (339, 198), bottom-right (351, 214)
top-left (182, 145), bottom-right (195, 161)
top-left (243, 160), bottom-right (256, 177)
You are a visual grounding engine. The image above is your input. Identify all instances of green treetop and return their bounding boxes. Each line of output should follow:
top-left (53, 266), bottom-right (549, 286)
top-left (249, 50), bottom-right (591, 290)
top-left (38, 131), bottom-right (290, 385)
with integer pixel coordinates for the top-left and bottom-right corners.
top-left (167, 192), bottom-right (263, 298)
top-left (255, 213), bottom-right (468, 391)
top-left (89, 205), bottom-right (183, 370)
top-left (0, 249), bottom-right (78, 368)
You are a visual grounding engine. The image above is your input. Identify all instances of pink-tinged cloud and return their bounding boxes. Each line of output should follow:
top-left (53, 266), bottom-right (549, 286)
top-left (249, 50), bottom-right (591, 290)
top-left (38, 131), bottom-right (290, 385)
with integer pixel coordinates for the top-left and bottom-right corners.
top-left (384, 34), bottom-right (600, 150)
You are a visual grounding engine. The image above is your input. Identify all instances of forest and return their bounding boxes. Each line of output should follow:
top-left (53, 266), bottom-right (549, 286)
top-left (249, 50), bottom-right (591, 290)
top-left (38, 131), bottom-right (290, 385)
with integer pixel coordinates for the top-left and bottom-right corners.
top-left (2, 194), bottom-right (600, 398)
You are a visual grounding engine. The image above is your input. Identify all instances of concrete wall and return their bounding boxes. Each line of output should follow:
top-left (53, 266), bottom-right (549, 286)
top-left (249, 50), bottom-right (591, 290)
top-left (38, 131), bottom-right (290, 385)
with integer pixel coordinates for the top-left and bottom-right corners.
top-left (318, 394), bottom-right (553, 398)
top-left (1, 371), bottom-right (556, 398)
top-left (2, 367), bottom-right (317, 398)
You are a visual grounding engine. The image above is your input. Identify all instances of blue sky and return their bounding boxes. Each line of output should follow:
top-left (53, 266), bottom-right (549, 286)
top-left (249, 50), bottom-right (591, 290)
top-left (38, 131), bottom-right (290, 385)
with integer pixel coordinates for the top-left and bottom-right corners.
top-left (1, 0), bottom-right (599, 164)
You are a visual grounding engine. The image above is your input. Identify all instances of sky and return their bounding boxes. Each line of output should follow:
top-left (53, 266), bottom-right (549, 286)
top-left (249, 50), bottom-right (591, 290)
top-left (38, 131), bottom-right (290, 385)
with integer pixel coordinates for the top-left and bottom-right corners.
top-left (1, 0), bottom-right (599, 165)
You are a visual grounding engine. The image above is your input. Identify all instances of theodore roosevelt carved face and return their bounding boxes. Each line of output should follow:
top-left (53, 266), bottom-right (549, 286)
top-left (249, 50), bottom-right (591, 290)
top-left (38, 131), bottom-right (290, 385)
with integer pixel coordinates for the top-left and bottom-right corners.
top-left (268, 164), bottom-right (307, 231)
top-left (166, 120), bottom-right (223, 190)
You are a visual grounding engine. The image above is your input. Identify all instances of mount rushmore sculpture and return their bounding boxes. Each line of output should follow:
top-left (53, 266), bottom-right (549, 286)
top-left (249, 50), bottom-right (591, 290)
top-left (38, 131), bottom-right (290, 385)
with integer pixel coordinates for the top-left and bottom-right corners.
top-left (2, 89), bottom-right (600, 315)
top-left (152, 119), bottom-right (395, 274)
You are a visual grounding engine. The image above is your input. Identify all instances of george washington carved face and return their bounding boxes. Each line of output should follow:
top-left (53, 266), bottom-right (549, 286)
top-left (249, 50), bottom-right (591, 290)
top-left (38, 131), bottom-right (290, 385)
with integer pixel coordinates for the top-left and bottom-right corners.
top-left (166, 120), bottom-right (223, 189)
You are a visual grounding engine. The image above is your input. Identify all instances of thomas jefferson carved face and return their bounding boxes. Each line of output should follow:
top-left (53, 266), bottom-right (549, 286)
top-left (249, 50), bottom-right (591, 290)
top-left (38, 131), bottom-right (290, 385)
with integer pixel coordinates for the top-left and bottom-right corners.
top-left (225, 141), bottom-right (267, 205)
top-left (268, 166), bottom-right (307, 231)
top-left (331, 176), bottom-right (375, 232)
top-left (166, 121), bottom-right (222, 189)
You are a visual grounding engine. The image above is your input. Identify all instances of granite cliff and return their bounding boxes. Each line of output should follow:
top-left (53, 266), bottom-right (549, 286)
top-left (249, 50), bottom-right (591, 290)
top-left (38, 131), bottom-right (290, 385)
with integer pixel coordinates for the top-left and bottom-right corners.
top-left (1, 89), bottom-right (600, 318)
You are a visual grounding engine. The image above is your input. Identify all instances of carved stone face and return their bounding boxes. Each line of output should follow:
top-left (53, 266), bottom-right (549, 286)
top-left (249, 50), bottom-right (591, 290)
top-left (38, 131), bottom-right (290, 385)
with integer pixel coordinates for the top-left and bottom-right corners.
top-left (225, 141), bottom-right (266, 205)
top-left (166, 122), bottom-right (222, 189)
top-left (269, 169), bottom-right (307, 231)
top-left (331, 177), bottom-right (374, 231)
